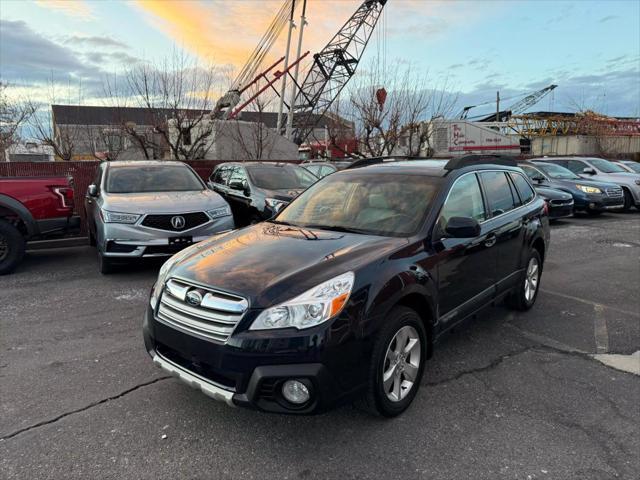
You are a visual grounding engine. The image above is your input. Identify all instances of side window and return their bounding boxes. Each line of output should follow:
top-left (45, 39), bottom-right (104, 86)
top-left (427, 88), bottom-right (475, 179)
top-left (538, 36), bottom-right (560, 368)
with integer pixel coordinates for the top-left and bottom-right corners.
top-left (565, 160), bottom-right (586, 174)
top-left (479, 171), bottom-right (517, 217)
top-left (93, 165), bottom-right (103, 188)
top-left (521, 165), bottom-right (542, 181)
top-left (214, 166), bottom-right (232, 185)
top-left (510, 172), bottom-right (535, 204)
top-left (439, 174), bottom-right (486, 225)
top-left (228, 167), bottom-right (247, 187)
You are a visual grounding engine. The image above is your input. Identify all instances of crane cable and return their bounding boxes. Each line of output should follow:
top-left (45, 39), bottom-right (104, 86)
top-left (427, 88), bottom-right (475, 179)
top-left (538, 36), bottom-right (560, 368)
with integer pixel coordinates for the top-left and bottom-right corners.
top-left (232, 0), bottom-right (300, 90)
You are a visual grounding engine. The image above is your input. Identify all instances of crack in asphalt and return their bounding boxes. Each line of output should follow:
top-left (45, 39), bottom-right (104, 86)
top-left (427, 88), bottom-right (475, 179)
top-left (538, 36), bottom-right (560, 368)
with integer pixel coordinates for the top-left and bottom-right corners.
top-left (0, 376), bottom-right (170, 441)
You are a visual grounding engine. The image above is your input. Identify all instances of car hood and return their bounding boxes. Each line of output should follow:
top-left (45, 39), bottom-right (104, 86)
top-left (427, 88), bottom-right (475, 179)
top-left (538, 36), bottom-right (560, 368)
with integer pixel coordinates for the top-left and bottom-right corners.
top-left (102, 190), bottom-right (228, 214)
top-left (535, 186), bottom-right (572, 200)
top-left (168, 222), bottom-right (406, 308)
top-left (585, 172), bottom-right (640, 185)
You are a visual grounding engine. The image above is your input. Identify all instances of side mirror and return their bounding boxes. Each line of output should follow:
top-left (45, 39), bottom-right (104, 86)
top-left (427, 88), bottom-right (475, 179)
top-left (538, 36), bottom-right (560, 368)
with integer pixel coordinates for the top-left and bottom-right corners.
top-left (583, 167), bottom-right (596, 175)
top-left (532, 175), bottom-right (545, 184)
top-left (87, 184), bottom-right (98, 197)
top-left (445, 216), bottom-right (481, 238)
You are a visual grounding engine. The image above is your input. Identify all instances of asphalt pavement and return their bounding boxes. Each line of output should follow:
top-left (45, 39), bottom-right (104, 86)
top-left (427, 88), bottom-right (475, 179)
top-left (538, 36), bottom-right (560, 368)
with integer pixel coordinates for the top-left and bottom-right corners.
top-left (1, 213), bottom-right (639, 480)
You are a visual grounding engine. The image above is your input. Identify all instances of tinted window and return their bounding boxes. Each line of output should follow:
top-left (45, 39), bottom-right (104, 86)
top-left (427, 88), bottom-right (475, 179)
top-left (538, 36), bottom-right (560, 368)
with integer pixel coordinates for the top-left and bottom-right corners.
top-left (277, 173), bottom-right (440, 237)
top-left (520, 164), bottom-right (545, 181)
top-left (480, 171), bottom-right (517, 216)
top-left (439, 173), bottom-right (486, 224)
top-left (105, 165), bottom-right (204, 193)
top-left (248, 165), bottom-right (317, 190)
top-left (589, 158), bottom-right (626, 173)
top-left (622, 162), bottom-right (640, 173)
top-left (510, 173), bottom-right (535, 204)
top-left (302, 165), bottom-right (322, 178)
top-left (534, 162), bottom-right (580, 179)
top-left (212, 166), bottom-right (232, 185)
top-left (565, 160), bottom-right (587, 174)
top-left (228, 167), bottom-right (247, 187)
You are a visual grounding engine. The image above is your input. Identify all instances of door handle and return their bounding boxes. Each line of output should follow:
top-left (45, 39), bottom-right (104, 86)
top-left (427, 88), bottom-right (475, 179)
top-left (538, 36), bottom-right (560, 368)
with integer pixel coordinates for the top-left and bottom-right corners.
top-left (484, 234), bottom-right (497, 248)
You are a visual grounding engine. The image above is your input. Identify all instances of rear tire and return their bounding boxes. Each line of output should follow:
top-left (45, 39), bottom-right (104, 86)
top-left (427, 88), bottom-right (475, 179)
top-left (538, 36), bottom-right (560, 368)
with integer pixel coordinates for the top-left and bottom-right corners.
top-left (356, 306), bottom-right (427, 417)
top-left (0, 219), bottom-right (26, 275)
top-left (507, 249), bottom-right (542, 311)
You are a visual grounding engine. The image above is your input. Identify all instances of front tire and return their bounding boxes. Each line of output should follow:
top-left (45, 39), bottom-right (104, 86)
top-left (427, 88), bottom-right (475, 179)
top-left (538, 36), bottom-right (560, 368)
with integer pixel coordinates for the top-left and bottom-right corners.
top-left (0, 219), bottom-right (26, 275)
top-left (97, 250), bottom-right (115, 274)
top-left (622, 189), bottom-right (633, 212)
top-left (507, 250), bottom-right (542, 311)
top-left (357, 306), bottom-right (427, 417)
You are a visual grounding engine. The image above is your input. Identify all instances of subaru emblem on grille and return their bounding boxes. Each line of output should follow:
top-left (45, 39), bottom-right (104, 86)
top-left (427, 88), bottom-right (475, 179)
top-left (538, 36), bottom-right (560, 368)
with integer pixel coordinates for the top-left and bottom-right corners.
top-left (171, 215), bottom-right (186, 229)
top-left (186, 289), bottom-right (203, 306)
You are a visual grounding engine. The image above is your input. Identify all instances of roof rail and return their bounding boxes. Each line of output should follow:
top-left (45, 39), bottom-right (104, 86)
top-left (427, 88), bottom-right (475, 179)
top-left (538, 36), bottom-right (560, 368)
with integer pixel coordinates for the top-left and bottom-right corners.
top-left (344, 156), bottom-right (428, 170)
top-left (444, 154), bottom-right (519, 170)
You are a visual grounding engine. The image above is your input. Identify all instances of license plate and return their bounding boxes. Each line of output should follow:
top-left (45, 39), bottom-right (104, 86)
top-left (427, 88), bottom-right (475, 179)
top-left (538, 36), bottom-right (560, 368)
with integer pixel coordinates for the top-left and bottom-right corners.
top-left (168, 236), bottom-right (193, 246)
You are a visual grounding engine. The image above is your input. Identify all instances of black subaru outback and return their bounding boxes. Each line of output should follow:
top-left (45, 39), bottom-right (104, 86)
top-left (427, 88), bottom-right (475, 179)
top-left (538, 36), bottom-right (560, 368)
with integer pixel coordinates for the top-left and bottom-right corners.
top-left (144, 155), bottom-right (549, 416)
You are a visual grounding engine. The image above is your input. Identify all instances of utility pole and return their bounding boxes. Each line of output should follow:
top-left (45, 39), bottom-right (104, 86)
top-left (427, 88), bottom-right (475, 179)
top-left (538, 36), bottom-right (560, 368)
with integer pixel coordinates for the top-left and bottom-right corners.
top-left (276, 0), bottom-right (296, 135)
top-left (496, 91), bottom-right (500, 122)
top-left (285, 0), bottom-right (307, 140)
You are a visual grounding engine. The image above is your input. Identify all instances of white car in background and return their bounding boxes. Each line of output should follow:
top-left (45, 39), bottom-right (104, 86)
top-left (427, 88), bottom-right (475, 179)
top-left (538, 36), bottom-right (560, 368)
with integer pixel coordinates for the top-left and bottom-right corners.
top-left (85, 161), bottom-right (234, 273)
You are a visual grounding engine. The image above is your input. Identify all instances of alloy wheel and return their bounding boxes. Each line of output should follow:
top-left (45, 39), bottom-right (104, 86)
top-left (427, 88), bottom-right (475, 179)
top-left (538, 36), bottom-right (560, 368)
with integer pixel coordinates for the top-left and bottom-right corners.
top-left (382, 325), bottom-right (421, 402)
top-left (524, 257), bottom-right (540, 302)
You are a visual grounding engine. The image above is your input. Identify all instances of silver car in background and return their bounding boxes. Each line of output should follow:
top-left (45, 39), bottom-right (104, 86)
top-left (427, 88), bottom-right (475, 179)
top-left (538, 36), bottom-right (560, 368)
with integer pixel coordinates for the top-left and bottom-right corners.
top-left (85, 161), bottom-right (234, 273)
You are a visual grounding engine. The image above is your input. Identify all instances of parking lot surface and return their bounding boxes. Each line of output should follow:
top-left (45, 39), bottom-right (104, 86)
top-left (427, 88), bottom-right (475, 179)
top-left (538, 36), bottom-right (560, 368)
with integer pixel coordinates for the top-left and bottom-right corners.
top-left (1, 213), bottom-right (639, 480)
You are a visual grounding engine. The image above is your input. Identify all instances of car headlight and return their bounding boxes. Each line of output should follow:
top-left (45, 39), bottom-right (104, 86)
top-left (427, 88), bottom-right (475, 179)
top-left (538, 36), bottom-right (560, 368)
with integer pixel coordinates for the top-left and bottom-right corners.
top-left (101, 210), bottom-right (141, 224)
top-left (207, 205), bottom-right (231, 219)
top-left (576, 184), bottom-right (602, 194)
top-left (250, 272), bottom-right (355, 331)
top-left (265, 197), bottom-right (289, 212)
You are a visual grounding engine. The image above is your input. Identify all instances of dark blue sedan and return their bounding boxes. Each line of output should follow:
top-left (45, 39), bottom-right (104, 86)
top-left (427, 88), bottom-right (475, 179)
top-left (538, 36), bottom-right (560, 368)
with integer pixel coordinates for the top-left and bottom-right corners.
top-left (518, 161), bottom-right (624, 215)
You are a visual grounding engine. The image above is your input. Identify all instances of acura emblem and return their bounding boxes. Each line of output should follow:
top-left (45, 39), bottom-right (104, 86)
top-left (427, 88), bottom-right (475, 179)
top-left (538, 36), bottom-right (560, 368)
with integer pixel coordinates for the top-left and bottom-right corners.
top-left (171, 215), bottom-right (186, 229)
top-left (186, 290), bottom-right (203, 306)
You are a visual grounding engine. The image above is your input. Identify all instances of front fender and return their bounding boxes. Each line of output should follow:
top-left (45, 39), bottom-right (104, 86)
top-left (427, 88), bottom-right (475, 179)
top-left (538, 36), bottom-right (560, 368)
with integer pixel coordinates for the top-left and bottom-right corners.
top-left (0, 194), bottom-right (37, 237)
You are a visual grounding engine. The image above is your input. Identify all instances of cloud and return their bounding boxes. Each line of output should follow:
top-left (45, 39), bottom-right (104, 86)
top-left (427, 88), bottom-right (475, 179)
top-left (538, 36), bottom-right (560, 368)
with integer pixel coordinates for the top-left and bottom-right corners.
top-left (35, 0), bottom-right (94, 19)
top-left (64, 35), bottom-right (129, 50)
top-left (0, 20), bottom-right (102, 84)
top-left (599, 15), bottom-right (618, 23)
top-left (84, 51), bottom-right (141, 66)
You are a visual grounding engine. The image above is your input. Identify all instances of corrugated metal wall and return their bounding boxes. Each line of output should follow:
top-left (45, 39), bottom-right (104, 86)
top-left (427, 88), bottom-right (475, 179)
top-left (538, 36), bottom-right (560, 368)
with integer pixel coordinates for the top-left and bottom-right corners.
top-left (0, 160), bottom-right (298, 235)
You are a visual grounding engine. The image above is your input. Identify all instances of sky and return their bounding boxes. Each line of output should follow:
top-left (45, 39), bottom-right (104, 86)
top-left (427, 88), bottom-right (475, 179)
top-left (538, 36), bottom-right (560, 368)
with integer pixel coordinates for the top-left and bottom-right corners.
top-left (1, 0), bottom-right (639, 118)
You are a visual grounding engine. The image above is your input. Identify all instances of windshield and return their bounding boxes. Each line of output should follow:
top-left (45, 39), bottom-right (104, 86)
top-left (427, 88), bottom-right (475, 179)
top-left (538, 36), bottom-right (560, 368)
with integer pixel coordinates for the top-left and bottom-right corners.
top-left (105, 165), bottom-right (204, 193)
top-left (535, 163), bottom-right (580, 180)
top-left (275, 172), bottom-right (440, 237)
top-left (622, 162), bottom-right (640, 173)
top-left (589, 158), bottom-right (627, 173)
top-left (248, 165), bottom-right (317, 190)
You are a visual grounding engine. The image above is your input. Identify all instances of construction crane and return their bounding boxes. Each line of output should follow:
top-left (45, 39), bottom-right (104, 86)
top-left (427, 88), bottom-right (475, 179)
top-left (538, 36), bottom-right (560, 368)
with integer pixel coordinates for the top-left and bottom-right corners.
top-left (458, 84), bottom-right (558, 121)
top-left (289, 0), bottom-right (388, 145)
top-left (212, 0), bottom-right (301, 119)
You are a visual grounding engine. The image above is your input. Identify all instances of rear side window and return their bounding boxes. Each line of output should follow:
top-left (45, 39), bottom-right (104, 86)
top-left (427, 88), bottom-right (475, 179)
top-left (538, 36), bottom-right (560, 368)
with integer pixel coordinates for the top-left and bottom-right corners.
top-left (439, 173), bottom-right (486, 224)
top-left (565, 160), bottom-right (586, 174)
top-left (510, 172), bottom-right (535, 204)
top-left (479, 171), bottom-right (517, 217)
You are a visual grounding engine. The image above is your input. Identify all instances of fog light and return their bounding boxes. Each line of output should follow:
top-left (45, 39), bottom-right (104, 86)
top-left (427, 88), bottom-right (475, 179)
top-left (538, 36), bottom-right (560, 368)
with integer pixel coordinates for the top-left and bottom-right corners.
top-left (282, 379), bottom-right (310, 404)
top-left (589, 202), bottom-right (596, 209)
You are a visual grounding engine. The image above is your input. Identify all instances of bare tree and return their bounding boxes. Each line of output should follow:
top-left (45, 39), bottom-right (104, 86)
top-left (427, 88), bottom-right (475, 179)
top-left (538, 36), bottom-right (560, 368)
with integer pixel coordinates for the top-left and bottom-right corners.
top-left (331, 61), bottom-right (457, 158)
top-left (0, 81), bottom-right (35, 161)
top-left (227, 90), bottom-right (279, 161)
top-left (27, 77), bottom-right (84, 161)
top-left (125, 50), bottom-right (218, 160)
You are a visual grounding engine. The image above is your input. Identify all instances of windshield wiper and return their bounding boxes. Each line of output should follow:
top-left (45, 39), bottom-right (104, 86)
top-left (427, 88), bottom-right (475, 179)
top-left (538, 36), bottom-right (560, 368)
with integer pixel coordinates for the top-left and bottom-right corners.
top-left (303, 224), bottom-right (368, 235)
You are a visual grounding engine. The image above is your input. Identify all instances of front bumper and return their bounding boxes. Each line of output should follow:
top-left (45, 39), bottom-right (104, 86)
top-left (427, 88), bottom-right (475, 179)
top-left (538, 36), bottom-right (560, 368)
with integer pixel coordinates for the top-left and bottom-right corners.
top-left (573, 193), bottom-right (623, 211)
top-left (548, 200), bottom-right (574, 219)
top-left (99, 215), bottom-right (235, 257)
top-left (143, 305), bottom-right (362, 414)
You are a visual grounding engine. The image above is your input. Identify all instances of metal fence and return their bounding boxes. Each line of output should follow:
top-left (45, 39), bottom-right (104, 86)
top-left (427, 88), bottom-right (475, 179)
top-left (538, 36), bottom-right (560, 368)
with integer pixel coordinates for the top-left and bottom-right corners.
top-left (0, 160), bottom-right (298, 235)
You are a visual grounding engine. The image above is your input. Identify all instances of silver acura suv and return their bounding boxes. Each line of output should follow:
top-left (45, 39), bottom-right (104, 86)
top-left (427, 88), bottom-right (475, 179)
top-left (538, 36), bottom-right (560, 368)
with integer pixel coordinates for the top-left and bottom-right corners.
top-left (85, 161), bottom-right (234, 273)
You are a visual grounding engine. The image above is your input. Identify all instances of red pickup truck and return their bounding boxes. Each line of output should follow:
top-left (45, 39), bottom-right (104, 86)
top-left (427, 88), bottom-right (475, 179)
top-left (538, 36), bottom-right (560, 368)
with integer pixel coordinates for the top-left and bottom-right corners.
top-left (0, 176), bottom-right (80, 274)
